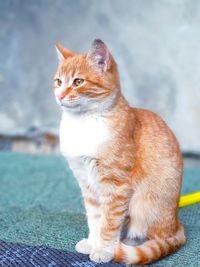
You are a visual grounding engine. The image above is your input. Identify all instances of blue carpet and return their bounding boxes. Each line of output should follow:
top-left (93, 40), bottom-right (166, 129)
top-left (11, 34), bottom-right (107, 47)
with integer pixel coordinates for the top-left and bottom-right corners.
top-left (0, 152), bottom-right (199, 266)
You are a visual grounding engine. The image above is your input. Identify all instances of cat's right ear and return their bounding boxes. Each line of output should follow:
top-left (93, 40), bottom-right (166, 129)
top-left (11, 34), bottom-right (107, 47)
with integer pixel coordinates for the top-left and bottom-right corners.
top-left (55, 43), bottom-right (75, 62)
top-left (87, 39), bottom-right (111, 72)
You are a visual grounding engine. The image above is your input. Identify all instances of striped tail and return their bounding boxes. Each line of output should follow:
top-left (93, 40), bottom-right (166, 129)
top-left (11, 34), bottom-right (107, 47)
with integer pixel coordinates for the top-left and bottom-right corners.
top-left (115, 224), bottom-right (186, 265)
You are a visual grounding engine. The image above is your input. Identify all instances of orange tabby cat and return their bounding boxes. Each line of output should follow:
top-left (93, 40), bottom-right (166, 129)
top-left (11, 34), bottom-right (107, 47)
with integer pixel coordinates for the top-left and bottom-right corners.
top-left (53, 39), bottom-right (185, 265)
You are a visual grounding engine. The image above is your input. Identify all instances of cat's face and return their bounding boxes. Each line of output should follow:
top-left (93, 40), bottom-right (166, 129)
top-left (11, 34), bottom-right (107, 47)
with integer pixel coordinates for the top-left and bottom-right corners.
top-left (53, 39), bottom-right (119, 114)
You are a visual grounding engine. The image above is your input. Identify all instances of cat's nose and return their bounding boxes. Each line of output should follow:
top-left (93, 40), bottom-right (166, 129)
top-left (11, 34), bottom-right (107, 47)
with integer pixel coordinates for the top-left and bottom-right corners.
top-left (58, 90), bottom-right (69, 101)
top-left (57, 87), bottom-right (72, 101)
top-left (58, 93), bottom-right (66, 101)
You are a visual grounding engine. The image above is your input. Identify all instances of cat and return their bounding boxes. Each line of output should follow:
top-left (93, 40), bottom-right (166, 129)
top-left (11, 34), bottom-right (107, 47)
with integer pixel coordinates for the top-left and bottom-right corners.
top-left (53, 39), bottom-right (186, 265)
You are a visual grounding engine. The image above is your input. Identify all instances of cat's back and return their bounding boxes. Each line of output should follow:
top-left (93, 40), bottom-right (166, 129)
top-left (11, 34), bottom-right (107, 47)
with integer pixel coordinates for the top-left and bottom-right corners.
top-left (132, 107), bottom-right (176, 139)
top-left (131, 107), bottom-right (182, 168)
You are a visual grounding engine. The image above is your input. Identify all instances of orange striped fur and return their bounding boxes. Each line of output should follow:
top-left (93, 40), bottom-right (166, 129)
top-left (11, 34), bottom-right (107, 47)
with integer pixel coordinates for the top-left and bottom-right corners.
top-left (54, 39), bottom-right (185, 264)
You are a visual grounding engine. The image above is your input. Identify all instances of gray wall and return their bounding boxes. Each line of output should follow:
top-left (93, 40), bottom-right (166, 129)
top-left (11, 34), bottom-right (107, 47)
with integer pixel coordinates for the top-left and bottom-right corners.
top-left (0, 0), bottom-right (200, 152)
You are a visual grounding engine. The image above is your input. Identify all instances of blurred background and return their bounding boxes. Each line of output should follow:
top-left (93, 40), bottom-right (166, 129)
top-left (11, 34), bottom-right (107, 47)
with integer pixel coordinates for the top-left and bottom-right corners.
top-left (0, 0), bottom-right (200, 165)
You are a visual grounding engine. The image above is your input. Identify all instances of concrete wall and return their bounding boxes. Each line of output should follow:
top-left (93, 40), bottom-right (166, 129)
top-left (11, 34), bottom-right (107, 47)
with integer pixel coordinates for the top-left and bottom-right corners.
top-left (0, 0), bottom-right (200, 152)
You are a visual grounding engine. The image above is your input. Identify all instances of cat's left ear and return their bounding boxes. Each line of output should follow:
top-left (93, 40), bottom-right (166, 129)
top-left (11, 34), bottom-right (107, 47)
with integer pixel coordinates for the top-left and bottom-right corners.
top-left (55, 43), bottom-right (75, 62)
top-left (87, 39), bottom-right (111, 72)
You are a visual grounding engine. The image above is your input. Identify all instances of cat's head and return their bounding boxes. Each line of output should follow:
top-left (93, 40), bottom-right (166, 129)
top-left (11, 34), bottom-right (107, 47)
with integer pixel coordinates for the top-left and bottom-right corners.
top-left (53, 39), bottom-right (120, 114)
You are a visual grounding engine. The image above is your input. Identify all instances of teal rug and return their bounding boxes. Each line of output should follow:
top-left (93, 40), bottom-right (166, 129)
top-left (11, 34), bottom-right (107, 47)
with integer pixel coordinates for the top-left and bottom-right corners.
top-left (0, 152), bottom-right (199, 266)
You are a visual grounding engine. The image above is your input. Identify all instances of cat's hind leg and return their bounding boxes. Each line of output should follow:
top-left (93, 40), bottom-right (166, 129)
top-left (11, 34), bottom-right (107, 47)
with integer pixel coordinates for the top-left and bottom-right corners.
top-left (119, 215), bottom-right (147, 247)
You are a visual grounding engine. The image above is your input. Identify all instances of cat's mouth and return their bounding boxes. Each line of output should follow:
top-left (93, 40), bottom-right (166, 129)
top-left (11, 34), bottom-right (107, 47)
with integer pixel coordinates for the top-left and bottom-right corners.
top-left (57, 96), bottom-right (78, 107)
top-left (61, 101), bottom-right (81, 109)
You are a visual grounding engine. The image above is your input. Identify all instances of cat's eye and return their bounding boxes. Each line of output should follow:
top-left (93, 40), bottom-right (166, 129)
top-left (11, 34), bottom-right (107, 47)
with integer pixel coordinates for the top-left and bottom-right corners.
top-left (55, 78), bottom-right (62, 87)
top-left (73, 78), bottom-right (84, 87)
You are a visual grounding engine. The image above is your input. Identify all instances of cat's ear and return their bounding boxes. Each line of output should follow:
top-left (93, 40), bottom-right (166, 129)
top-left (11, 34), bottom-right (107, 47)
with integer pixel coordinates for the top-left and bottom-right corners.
top-left (87, 39), bottom-right (111, 71)
top-left (55, 43), bottom-right (74, 62)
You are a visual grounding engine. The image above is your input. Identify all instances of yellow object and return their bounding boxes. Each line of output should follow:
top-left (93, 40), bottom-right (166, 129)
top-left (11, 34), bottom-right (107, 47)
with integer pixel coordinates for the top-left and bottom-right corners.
top-left (179, 192), bottom-right (200, 207)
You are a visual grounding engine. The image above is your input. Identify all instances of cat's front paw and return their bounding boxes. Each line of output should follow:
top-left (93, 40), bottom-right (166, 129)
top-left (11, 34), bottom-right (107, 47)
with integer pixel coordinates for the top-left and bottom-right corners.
top-left (89, 247), bottom-right (114, 263)
top-left (75, 238), bottom-right (92, 254)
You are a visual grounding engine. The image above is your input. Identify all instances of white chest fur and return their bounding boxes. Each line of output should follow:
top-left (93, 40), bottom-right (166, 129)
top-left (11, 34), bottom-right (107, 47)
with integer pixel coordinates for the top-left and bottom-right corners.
top-left (60, 111), bottom-right (112, 192)
top-left (59, 111), bottom-right (111, 158)
top-left (67, 156), bottom-right (99, 192)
